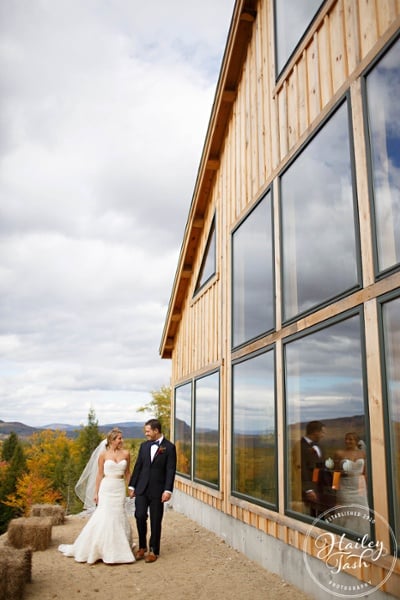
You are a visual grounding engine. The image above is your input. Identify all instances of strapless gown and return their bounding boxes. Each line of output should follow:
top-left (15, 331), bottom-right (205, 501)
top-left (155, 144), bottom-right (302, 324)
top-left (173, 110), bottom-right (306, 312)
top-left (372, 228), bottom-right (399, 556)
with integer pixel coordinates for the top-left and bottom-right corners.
top-left (336, 458), bottom-right (370, 536)
top-left (59, 459), bottom-right (135, 564)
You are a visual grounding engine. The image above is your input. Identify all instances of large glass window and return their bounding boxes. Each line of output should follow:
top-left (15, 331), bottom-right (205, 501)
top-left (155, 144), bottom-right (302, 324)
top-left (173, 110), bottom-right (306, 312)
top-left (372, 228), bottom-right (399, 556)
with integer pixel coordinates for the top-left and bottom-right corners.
top-left (174, 382), bottom-right (192, 477)
top-left (274, 0), bottom-right (323, 75)
top-left (285, 313), bottom-right (371, 539)
top-left (194, 371), bottom-right (220, 488)
top-left (281, 100), bottom-right (360, 322)
top-left (380, 294), bottom-right (400, 547)
top-left (365, 37), bottom-right (400, 274)
top-left (195, 218), bottom-right (216, 294)
top-left (232, 348), bottom-right (277, 507)
top-left (232, 192), bottom-right (274, 348)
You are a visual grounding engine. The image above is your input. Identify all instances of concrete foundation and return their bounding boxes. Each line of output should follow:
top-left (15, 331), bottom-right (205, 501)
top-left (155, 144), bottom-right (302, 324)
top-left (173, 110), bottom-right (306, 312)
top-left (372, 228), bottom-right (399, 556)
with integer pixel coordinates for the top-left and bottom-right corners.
top-left (171, 490), bottom-right (397, 600)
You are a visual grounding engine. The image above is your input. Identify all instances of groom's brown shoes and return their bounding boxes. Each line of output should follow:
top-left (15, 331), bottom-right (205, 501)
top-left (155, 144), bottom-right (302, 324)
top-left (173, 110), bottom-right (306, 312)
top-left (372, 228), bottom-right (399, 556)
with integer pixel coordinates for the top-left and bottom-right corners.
top-left (134, 548), bottom-right (146, 560)
top-left (145, 551), bottom-right (157, 563)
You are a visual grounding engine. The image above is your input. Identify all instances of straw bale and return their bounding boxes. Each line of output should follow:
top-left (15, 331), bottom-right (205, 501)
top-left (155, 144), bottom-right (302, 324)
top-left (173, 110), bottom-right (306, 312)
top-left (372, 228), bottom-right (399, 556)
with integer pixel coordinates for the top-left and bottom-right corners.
top-left (0, 546), bottom-right (32, 600)
top-left (0, 558), bottom-right (7, 600)
top-left (0, 546), bottom-right (32, 582)
top-left (7, 517), bottom-right (53, 551)
top-left (30, 503), bottom-right (65, 525)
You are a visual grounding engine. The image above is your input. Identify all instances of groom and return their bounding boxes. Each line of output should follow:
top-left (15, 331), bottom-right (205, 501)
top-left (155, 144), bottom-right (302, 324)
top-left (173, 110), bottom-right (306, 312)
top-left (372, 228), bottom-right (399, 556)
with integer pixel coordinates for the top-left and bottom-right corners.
top-left (128, 418), bottom-right (177, 563)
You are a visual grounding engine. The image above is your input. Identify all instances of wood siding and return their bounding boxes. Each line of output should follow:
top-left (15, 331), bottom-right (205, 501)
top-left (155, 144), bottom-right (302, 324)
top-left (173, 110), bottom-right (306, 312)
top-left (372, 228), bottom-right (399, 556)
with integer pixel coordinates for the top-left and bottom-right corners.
top-left (165, 0), bottom-right (400, 595)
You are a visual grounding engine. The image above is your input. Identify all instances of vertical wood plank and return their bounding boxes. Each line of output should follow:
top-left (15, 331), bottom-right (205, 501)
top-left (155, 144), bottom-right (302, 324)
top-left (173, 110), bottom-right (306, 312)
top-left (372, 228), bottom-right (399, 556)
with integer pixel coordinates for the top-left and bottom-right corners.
top-left (350, 80), bottom-right (375, 287)
top-left (278, 82), bottom-right (288, 161)
top-left (359, 0), bottom-right (379, 58)
top-left (244, 62), bottom-right (252, 208)
top-left (239, 79), bottom-right (247, 214)
top-left (343, 0), bottom-right (360, 74)
top-left (306, 33), bottom-right (321, 123)
top-left (297, 51), bottom-right (309, 136)
top-left (376, 0), bottom-right (398, 34)
top-left (364, 299), bottom-right (391, 551)
top-left (249, 37), bottom-right (259, 198)
top-left (265, 0), bottom-right (279, 171)
top-left (287, 66), bottom-right (298, 151)
top-left (329, 0), bottom-right (348, 92)
top-left (255, 12), bottom-right (266, 189)
top-left (318, 17), bottom-right (333, 108)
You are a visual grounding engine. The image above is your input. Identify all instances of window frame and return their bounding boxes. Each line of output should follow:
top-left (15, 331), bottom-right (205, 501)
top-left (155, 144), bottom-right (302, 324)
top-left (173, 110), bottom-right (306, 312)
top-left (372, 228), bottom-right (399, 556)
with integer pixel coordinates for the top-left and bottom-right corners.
top-left (231, 189), bottom-right (275, 351)
top-left (273, 0), bottom-right (326, 80)
top-left (194, 215), bottom-right (217, 297)
top-left (282, 306), bottom-right (373, 535)
top-left (377, 288), bottom-right (400, 556)
top-left (279, 93), bottom-right (363, 326)
top-left (362, 32), bottom-right (400, 281)
top-left (231, 345), bottom-right (278, 510)
top-left (174, 380), bottom-right (193, 479)
top-left (193, 369), bottom-right (220, 490)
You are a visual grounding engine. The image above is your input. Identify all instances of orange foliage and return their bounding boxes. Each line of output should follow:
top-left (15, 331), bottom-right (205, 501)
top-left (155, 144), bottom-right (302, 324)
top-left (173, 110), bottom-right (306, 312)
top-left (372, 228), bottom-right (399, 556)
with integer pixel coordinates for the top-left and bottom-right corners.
top-left (4, 471), bottom-right (62, 516)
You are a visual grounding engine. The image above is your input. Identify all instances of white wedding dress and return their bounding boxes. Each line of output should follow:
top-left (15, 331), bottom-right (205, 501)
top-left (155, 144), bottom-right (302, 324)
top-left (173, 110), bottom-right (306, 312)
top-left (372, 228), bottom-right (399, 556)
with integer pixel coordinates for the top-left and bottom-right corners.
top-left (59, 459), bottom-right (135, 564)
top-left (336, 458), bottom-right (370, 536)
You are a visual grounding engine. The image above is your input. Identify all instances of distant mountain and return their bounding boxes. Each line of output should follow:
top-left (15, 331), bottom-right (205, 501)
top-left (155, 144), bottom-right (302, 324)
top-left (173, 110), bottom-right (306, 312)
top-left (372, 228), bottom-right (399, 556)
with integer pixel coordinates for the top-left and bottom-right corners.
top-left (0, 420), bottom-right (147, 440)
top-left (43, 423), bottom-right (78, 431)
top-left (97, 422), bottom-right (146, 439)
top-left (0, 421), bottom-right (46, 438)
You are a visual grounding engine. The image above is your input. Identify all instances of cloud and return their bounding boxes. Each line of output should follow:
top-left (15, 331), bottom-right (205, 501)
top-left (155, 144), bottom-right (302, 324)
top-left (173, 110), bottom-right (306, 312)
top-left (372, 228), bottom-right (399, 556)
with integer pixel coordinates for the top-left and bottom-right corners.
top-left (0, 0), bottom-right (234, 426)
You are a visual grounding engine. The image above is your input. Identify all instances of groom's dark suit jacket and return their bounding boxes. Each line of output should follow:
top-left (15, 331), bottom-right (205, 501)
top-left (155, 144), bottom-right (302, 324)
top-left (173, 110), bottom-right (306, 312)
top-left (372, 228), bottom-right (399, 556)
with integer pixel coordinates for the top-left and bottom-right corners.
top-left (129, 438), bottom-right (176, 498)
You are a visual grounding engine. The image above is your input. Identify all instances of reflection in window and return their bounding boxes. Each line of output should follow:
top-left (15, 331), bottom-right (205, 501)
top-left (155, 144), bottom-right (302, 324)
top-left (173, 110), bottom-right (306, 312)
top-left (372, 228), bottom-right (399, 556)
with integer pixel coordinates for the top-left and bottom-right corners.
top-left (232, 349), bottom-right (277, 507)
top-left (194, 371), bottom-right (220, 487)
top-left (274, 0), bottom-right (323, 75)
top-left (195, 218), bottom-right (216, 293)
top-left (281, 101), bottom-right (359, 322)
top-left (365, 38), bottom-right (400, 273)
top-left (285, 314), bottom-right (371, 538)
top-left (381, 296), bottom-right (400, 546)
top-left (232, 193), bottom-right (274, 348)
top-left (174, 382), bottom-right (192, 476)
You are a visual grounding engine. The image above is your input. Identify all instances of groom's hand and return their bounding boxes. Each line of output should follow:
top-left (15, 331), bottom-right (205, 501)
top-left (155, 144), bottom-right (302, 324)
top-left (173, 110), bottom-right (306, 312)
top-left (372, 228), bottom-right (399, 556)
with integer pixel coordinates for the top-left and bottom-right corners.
top-left (128, 489), bottom-right (135, 498)
top-left (161, 491), bottom-right (172, 503)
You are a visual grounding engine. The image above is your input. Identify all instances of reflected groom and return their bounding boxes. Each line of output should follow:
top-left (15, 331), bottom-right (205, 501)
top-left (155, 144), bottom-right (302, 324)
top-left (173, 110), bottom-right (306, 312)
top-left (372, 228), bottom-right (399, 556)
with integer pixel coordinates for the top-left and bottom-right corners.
top-left (300, 420), bottom-right (326, 516)
top-left (128, 418), bottom-right (177, 563)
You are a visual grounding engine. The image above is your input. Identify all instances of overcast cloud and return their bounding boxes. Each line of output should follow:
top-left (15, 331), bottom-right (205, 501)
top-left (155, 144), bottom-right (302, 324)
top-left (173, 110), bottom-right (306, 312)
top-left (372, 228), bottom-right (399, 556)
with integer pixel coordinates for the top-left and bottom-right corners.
top-left (0, 0), bottom-right (234, 427)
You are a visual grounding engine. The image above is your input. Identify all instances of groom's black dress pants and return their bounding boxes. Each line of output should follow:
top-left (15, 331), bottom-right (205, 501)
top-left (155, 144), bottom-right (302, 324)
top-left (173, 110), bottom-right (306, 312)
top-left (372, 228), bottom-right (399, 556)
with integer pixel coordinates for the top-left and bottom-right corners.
top-left (135, 493), bottom-right (164, 555)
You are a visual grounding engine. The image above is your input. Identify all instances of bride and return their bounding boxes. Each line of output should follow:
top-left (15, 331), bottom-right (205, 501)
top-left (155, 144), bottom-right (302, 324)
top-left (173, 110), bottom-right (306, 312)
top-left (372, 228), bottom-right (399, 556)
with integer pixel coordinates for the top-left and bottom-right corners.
top-left (334, 431), bottom-right (370, 537)
top-left (59, 428), bottom-right (135, 564)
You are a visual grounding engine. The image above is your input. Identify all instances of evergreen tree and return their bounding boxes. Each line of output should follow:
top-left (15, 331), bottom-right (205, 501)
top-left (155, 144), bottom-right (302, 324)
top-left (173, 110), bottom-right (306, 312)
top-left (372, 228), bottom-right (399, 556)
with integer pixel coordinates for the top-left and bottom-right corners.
top-left (0, 433), bottom-right (27, 533)
top-left (75, 408), bottom-right (103, 474)
top-left (1, 431), bottom-right (19, 461)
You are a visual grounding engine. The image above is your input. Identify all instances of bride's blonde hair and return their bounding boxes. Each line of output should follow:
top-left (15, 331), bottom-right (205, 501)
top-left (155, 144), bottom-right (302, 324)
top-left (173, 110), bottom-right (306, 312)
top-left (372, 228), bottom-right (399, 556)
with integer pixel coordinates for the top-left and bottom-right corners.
top-left (106, 427), bottom-right (123, 448)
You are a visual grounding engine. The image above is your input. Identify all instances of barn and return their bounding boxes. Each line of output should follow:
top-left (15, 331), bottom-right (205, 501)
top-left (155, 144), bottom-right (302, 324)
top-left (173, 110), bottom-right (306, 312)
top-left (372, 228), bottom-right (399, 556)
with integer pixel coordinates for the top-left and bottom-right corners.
top-left (160, 1), bottom-right (400, 597)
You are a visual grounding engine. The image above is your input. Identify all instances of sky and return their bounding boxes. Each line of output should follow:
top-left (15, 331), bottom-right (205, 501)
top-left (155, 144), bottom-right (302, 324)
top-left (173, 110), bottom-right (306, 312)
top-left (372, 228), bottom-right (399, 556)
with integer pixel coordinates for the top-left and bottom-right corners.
top-left (0, 0), bottom-right (234, 427)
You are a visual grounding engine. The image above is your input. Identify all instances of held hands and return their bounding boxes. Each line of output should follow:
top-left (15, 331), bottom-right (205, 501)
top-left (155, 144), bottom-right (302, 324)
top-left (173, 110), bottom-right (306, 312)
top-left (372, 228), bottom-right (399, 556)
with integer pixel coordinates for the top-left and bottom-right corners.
top-left (128, 489), bottom-right (136, 499)
top-left (305, 490), bottom-right (318, 503)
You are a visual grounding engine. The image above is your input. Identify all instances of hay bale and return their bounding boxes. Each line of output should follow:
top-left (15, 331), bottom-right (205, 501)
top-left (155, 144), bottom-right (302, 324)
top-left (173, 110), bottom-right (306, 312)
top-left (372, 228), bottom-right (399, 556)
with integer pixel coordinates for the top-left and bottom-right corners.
top-left (7, 517), bottom-right (52, 551)
top-left (0, 546), bottom-right (32, 583)
top-left (30, 503), bottom-right (65, 525)
top-left (0, 558), bottom-right (7, 600)
top-left (0, 546), bottom-right (32, 600)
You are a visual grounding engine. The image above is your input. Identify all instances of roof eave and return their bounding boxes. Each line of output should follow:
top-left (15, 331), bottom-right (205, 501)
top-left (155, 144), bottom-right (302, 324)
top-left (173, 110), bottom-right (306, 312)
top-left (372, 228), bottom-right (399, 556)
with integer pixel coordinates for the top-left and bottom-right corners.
top-left (159, 0), bottom-right (257, 359)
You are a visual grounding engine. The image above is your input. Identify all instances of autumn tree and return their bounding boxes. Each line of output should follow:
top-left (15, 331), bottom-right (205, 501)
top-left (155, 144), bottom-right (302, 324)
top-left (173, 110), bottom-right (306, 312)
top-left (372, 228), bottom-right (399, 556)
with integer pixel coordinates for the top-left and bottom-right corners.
top-left (138, 385), bottom-right (172, 438)
top-left (3, 429), bottom-right (77, 517)
top-left (3, 472), bottom-right (62, 516)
